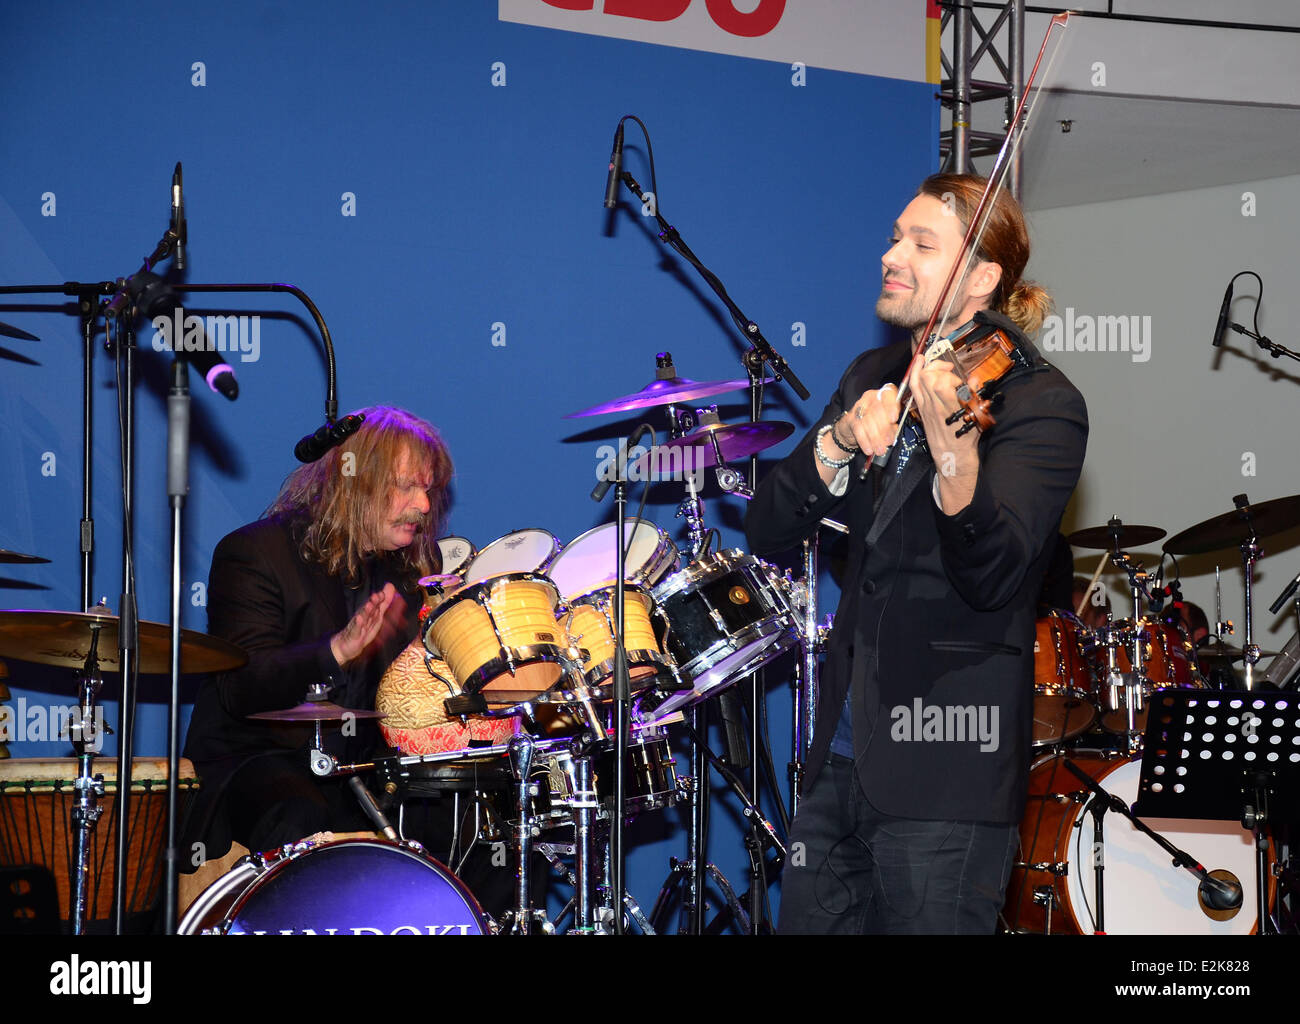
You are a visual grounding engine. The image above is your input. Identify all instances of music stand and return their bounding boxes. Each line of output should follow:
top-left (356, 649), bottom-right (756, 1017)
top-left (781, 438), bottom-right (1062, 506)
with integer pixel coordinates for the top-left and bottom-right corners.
top-left (1136, 689), bottom-right (1300, 935)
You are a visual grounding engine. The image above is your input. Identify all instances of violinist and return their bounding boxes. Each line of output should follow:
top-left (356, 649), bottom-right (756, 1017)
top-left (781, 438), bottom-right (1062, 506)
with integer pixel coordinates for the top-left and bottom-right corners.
top-left (747, 173), bottom-right (1088, 934)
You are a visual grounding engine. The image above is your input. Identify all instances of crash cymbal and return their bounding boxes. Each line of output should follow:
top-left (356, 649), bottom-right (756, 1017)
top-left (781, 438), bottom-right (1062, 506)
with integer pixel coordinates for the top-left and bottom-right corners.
top-left (0, 609), bottom-right (248, 675)
top-left (0, 320), bottom-right (38, 343)
top-left (249, 700), bottom-right (386, 722)
top-left (1067, 522), bottom-right (1166, 550)
top-left (0, 549), bottom-right (50, 565)
top-left (566, 375), bottom-right (772, 419)
top-left (629, 419), bottom-right (794, 476)
top-left (1164, 494), bottom-right (1300, 555)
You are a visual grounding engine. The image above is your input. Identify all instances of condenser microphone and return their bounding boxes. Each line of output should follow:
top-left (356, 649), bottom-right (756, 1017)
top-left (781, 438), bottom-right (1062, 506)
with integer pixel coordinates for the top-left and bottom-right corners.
top-left (294, 413), bottom-right (366, 463)
top-left (1212, 281), bottom-right (1234, 347)
top-left (171, 162), bottom-right (187, 271)
top-left (603, 121), bottom-right (625, 209)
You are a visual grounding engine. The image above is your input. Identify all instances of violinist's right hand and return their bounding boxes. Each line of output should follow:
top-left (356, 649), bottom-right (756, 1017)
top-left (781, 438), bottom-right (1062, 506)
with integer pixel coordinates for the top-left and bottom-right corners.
top-left (841, 384), bottom-right (902, 459)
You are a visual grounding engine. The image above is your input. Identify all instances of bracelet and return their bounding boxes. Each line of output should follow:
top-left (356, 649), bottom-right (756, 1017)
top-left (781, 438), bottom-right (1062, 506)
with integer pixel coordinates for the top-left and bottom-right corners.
top-left (815, 424), bottom-right (853, 469)
top-left (828, 415), bottom-right (859, 454)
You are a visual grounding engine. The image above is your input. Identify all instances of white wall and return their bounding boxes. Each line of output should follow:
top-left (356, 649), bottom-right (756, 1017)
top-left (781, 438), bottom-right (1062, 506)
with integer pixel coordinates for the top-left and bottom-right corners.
top-left (1027, 173), bottom-right (1300, 652)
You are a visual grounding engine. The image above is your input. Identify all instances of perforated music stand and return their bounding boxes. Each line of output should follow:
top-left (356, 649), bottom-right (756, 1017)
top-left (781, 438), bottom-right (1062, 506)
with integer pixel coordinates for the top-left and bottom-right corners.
top-left (1136, 689), bottom-right (1300, 935)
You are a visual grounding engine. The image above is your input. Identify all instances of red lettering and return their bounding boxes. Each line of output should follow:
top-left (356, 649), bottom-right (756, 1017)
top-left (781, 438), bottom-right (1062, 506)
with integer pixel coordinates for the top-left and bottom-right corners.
top-left (705, 0), bottom-right (785, 37)
top-left (604, 0), bottom-right (691, 20)
top-left (540, 0), bottom-right (596, 10)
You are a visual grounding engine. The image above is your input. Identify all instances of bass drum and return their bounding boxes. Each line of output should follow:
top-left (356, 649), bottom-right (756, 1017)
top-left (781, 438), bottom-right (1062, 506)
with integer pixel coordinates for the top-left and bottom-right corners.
top-left (1004, 751), bottom-right (1266, 935)
top-left (177, 837), bottom-right (488, 935)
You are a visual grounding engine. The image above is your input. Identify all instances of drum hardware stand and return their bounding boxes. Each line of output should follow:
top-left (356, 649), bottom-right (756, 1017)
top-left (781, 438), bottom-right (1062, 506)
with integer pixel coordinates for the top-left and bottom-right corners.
top-left (69, 636), bottom-right (109, 936)
top-left (1031, 886), bottom-right (1057, 934)
top-left (1230, 495), bottom-right (1263, 690)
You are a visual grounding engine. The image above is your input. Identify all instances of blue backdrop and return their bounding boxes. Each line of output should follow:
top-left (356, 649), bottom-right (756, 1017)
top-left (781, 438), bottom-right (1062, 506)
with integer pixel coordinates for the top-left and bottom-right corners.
top-left (0, 1), bottom-right (935, 925)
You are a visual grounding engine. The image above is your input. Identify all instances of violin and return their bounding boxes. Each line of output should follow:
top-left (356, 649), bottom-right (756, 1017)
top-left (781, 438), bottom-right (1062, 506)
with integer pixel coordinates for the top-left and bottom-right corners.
top-left (908, 316), bottom-right (1028, 440)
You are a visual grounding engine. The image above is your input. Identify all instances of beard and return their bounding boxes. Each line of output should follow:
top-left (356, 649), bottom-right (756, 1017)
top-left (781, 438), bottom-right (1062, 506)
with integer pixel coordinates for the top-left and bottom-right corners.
top-left (874, 280), bottom-right (930, 330)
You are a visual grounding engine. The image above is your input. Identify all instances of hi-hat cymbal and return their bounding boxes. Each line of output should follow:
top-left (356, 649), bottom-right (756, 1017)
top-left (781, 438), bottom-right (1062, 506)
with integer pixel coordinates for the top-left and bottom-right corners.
top-left (249, 700), bottom-right (386, 722)
top-left (0, 609), bottom-right (247, 675)
top-left (629, 420), bottom-right (794, 476)
top-left (0, 320), bottom-right (39, 343)
top-left (1067, 523), bottom-right (1166, 550)
top-left (1164, 494), bottom-right (1300, 555)
top-left (566, 375), bottom-right (772, 419)
top-left (0, 549), bottom-right (50, 565)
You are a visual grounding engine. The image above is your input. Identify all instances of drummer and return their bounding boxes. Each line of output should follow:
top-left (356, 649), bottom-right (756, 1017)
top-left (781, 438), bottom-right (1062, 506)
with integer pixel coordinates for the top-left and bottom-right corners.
top-left (183, 407), bottom-right (454, 864)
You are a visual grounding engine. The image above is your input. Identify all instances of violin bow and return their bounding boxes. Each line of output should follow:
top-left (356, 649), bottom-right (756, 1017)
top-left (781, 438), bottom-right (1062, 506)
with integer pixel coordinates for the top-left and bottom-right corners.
top-left (869, 11), bottom-right (1073, 472)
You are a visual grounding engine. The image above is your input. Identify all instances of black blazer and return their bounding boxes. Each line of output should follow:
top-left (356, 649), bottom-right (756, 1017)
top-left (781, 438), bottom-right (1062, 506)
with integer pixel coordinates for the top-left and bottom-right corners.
top-left (746, 315), bottom-right (1088, 823)
top-left (183, 517), bottom-right (421, 854)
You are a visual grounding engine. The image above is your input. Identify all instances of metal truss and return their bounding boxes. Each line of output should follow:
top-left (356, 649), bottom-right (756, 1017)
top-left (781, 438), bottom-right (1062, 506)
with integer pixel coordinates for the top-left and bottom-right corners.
top-left (938, 0), bottom-right (1025, 199)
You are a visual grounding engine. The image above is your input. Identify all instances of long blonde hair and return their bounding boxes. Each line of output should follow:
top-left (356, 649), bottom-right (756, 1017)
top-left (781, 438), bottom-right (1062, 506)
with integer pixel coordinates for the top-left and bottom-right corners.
top-left (267, 405), bottom-right (453, 588)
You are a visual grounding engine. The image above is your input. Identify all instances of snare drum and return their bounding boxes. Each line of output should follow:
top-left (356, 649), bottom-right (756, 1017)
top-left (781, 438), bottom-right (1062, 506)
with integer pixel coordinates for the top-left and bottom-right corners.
top-left (461, 528), bottom-right (560, 586)
top-left (435, 536), bottom-right (477, 577)
top-left (1032, 611), bottom-right (1097, 745)
top-left (423, 573), bottom-right (578, 705)
top-left (176, 836), bottom-right (488, 935)
top-left (1004, 751), bottom-right (1265, 934)
top-left (0, 757), bottom-right (198, 922)
top-left (533, 729), bottom-right (679, 825)
top-left (560, 586), bottom-right (670, 695)
top-left (546, 520), bottom-right (679, 602)
top-left (376, 639), bottom-right (517, 755)
top-left (647, 550), bottom-right (798, 718)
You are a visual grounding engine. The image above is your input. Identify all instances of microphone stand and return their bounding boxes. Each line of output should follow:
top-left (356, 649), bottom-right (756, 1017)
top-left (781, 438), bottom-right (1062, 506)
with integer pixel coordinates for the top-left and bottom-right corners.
top-left (1062, 759), bottom-right (1244, 931)
top-left (1230, 323), bottom-right (1300, 365)
top-left (611, 164), bottom-right (810, 934)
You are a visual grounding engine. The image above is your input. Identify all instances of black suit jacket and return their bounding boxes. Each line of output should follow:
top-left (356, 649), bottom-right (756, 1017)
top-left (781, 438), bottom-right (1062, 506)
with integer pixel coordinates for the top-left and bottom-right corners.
top-left (746, 314), bottom-right (1087, 823)
top-left (183, 516), bottom-right (421, 856)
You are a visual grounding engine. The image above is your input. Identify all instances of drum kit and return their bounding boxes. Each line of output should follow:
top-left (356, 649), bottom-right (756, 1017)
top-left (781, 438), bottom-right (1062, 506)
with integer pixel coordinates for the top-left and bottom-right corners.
top-left (1007, 495), bottom-right (1300, 935)
top-left (170, 355), bottom-right (813, 936)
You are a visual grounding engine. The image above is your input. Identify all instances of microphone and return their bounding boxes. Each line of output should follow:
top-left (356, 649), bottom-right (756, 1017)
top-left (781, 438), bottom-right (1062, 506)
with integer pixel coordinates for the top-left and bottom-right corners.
top-left (346, 776), bottom-right (398, 842)
top-left (1212, 281), bottom-right (1234, 347)
top-left (591, 422), bottom-right (651, 501)
top-left (603, 121), bottom-right (625, 209)
top-left (135, 271), bottom-right (239, 401)
top-left (1269, 567), bottom-right (1300, 615)
top-left (171, 162), bottom-right (187, 272)
top-left (294, 413), bottom-right (366, 463)
top-left (1198, 872), bottom-right (1243, 912)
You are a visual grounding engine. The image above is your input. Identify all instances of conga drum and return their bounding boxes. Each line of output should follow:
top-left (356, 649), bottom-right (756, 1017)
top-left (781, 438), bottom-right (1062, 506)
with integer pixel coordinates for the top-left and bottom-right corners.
top-left (0, 757), bottom-right (198, 925)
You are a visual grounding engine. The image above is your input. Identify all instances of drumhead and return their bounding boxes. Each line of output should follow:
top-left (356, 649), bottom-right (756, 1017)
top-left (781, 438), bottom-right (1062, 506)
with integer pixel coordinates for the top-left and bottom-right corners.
top-left (436, 536), bottom-right (477, 575)
top-left (548, 521), bottom-right (677, 603)
top-left (1056, 756), bottom-right (1259, 935)
top-left (221, 839), bottom-right (488, 935)
top-left (462, 529), bottom-right (559, 585)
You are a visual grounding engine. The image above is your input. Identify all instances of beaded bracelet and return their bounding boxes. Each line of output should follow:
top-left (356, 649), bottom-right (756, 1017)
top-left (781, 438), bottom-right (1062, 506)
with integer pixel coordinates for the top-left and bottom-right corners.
top-left (815, 424), bottom-right (853, 469)
top-left (828, 415), bottom-right (859, 454)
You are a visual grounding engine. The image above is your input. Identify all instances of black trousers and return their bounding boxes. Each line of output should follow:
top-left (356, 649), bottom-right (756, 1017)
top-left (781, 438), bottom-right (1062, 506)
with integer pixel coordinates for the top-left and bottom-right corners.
top-left (778, 754), bottom-right (1017, 935)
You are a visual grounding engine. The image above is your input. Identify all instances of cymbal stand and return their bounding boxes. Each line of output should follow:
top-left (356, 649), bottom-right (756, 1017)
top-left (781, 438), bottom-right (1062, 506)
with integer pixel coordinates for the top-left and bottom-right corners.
top-left (1231, 495), bottom-right (1263, 690)
top-left (505, 733), bottom-right (543, 935)
top-left (1104, 525), bottom-right (1154, 749)
top-left (69, 630), bottom-right (107, 935)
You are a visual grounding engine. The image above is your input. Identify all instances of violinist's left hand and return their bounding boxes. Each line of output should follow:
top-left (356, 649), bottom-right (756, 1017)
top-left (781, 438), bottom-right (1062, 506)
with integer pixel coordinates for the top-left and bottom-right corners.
top-left (907, 358), bottom-right (980, 515)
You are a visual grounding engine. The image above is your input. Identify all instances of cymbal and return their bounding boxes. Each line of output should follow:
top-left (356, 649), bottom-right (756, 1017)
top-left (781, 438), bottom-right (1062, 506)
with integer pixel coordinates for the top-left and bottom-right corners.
top-left (629, 420), bottom-right (794, 476)
top-left (249, 700), bottom-right (386, 722)
top-left (0, 320), bottom-right (38, 343)
top-left (0, 609), bottom-right (247, 675)
top-left (1194, 639), bottom-right (1277, 665)
top-left (1164, 494), bottom-right (1300, 555)
top-left (1067, 523), bottom-right (1166, 550)
top-left (0, 549), bottom-right (49, 565)
top-left (565, 375), bottom-right (772, 419)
